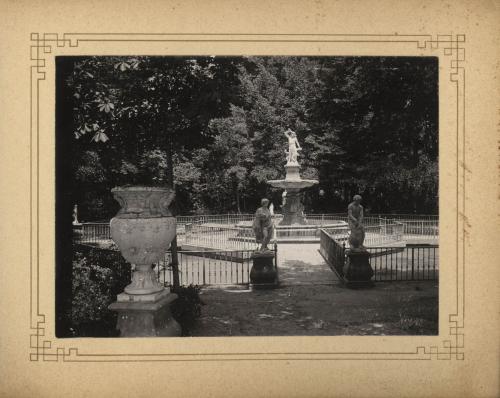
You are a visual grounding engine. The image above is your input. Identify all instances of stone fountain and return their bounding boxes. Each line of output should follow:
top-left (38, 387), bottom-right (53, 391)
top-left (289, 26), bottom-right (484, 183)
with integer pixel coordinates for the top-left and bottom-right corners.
top-left (267, 129), bottom-right (318, 225)
top-left (234, 129), bottom-right (347, 243)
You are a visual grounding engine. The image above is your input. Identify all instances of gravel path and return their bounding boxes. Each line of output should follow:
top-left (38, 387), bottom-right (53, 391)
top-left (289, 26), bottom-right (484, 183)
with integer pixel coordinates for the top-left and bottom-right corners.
top-left (191, 244), bottom-right (438, 336)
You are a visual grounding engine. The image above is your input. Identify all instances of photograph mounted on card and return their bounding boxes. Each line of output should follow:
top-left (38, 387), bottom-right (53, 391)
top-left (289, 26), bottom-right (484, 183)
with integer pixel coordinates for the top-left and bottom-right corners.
top-left (26, 33), bottom-right (464, 362)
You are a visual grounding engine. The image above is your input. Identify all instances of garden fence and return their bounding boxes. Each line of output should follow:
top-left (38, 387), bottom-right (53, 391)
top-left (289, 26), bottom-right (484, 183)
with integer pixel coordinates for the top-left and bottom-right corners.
top-left (319, 229), bottom-right (439, 282)
top-left (74, 243), bottom-right (276, 288)
top-left (74, 214), bottom-right (437, 248)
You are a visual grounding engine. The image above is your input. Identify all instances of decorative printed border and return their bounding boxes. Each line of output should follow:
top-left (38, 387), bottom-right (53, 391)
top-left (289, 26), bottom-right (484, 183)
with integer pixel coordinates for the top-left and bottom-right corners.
top-left (29, 33), bottom-right (466, 362)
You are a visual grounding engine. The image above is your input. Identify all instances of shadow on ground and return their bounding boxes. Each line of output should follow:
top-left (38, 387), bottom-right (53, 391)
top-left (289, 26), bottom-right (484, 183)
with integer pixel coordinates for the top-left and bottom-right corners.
top-left (191, 245), bottom-right (438, 336)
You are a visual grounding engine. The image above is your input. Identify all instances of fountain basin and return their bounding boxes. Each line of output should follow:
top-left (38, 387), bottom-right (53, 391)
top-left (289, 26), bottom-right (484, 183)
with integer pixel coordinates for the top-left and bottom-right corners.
top-left (267, 179), bottom-right (318, 190)
top-left (232, 220), bottom-right (348, 243)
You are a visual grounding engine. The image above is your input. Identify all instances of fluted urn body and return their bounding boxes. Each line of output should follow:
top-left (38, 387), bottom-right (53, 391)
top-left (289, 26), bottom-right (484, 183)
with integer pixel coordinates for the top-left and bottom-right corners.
top-left (110, 186), bottom-right (176, 295)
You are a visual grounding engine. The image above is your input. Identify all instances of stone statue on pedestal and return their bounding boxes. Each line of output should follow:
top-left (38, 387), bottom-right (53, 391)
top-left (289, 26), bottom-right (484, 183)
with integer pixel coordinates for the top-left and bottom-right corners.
top-left (252, 198), bottom-right (274, 252)
top-left (348, 195), bottom-right (365, 250)
top-left (344, 194), bottom-right (373, 287)
top-left (284, 128), bottom-right (302, 165)
top-left (250, 198), bottom-right (277, 287)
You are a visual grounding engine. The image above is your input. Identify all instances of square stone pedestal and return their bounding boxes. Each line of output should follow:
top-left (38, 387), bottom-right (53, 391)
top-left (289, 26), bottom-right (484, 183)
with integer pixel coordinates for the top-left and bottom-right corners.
top-left (250, 251), bottom-right (278, 288)
top-left (343, 249), bottom-right (374, 289)
top-left (108, 289), bottom-right (181, 337)
top-left (72, 223), bottom-right (83, 239)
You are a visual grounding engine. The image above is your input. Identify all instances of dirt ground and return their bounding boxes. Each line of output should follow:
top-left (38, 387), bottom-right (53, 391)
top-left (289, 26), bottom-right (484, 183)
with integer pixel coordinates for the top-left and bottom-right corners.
top-left (190, 244), bottom-right (438, 336)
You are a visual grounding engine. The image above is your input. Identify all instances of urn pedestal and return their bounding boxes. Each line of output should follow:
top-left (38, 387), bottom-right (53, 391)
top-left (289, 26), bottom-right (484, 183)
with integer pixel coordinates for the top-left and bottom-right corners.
top-left (343, 249), bottom-right (374, 288)
top-left (107, 186), bottom-right (181, 337)
top-left (108, 290), bottom-right (181, 337)
top-left (250, 251), bottom-right (278, 288)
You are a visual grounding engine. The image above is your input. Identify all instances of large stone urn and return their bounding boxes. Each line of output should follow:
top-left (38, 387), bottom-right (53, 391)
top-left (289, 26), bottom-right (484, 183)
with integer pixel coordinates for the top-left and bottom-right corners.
top-left (108, 186), bottom-right (181, 337)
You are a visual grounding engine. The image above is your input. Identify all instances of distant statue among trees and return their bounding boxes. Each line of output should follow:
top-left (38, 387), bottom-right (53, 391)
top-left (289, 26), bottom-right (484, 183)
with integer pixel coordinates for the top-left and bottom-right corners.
top-left (72, 204), bottom-right (80, 225)
top-left (284, 128), bottom-right (302, 164)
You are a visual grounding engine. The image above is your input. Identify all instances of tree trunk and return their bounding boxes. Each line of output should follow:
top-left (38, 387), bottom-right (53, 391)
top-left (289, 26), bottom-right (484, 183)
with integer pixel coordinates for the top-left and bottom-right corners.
top-left (166, 134), bottom-right (180, 289)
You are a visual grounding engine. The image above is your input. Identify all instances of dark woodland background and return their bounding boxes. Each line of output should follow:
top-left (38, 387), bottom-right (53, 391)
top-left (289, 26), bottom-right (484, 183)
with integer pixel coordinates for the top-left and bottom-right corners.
top-left (57, 56), bottom-right (438, 219)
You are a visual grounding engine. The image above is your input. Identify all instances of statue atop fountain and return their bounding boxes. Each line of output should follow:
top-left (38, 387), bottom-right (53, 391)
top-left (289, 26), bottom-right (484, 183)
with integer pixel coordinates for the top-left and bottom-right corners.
top-left (267, 128), bottom-right (318, 225)
top-left (284, 128), bottom-right (302, 165)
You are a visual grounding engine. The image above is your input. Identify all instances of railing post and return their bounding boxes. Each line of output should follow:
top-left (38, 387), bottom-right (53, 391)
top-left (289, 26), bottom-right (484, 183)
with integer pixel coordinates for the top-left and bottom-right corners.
top-left (274, 242), bottom-right (279, 280)
top-left (342, 242), bottom-right (346, 270)
top-left (171, 236), bottom-right (180, 289)
top-left (202, 254), bottom-right (206, 285)
top-left (157, 255), bottom-right (161, 283)
top-left (411, 246), bottom-right (415, 280)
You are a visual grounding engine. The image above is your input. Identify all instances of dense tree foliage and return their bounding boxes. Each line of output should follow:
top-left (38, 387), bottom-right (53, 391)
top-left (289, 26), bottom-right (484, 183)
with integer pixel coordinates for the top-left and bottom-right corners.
top-left (60, 56), bottom-right (438, 219)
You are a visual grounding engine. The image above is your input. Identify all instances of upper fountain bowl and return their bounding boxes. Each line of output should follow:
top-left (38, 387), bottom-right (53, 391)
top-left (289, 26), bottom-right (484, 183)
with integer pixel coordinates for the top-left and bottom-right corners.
top-left (267, 179), bottom-right (318, 189)
top-left (267, 163), bottom-right (318, 189)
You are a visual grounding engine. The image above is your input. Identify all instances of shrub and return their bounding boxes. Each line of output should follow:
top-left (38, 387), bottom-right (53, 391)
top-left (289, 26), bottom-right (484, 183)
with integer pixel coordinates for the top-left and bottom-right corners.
top-left (69, 246), bottom-right (130, 337)
top-left (170, 285), bottom-right (205, 336)
top-left (68, 245), bottom-right (206, 337)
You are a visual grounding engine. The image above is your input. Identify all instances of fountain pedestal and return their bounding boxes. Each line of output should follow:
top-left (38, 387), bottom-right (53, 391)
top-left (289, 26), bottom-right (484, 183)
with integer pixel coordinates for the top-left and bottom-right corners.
top-left (268, 162), bottom-right (318, 226)
top-left (281, 189), bottom-right (305, 225)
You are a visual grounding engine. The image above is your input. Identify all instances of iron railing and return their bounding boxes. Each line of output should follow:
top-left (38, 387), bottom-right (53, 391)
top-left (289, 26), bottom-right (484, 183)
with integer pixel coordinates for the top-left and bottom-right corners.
top-left (184, 222), bottom-right (259, 250)
top-left (372, 214), bottom-right (438, 222)
top-left (73, 223), bottom-right (111, 244)
top-left (319, 229), bottom-right (346, 277)
top-left (183, 217), bottom-right (402, 250)
top-left (378, 218), bottom-right (438, 243)
top-left (403, 221), bottom-right (439, 240)
top-left (321, 222), bottom-right (404, 247)
top-left (156, 249), bottom-right (256, 287)
top-left (177, 213), bottom-right (438, 224)
top-left (176, 214), bottom-right (255, 226)
top-left (319, 229), bottom-right (439, 282)
top-left (74, 242), bottom-right (276, 287)
top-left (368, 245), bottom-right (439, 281)
top-left (74, 215), bottom-right (437, 248)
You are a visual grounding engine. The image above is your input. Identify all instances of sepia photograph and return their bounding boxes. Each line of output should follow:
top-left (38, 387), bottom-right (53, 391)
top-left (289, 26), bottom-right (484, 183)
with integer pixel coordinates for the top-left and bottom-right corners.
top-left (56, 55), bottom-right (439, 338)
top-left (2, 0), bottom-right (500, 396)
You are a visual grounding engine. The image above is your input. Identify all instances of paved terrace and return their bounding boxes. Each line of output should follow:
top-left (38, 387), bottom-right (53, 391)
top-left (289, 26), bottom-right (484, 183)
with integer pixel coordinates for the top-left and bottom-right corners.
top-left (191, 244), bottom-right (438, 336)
